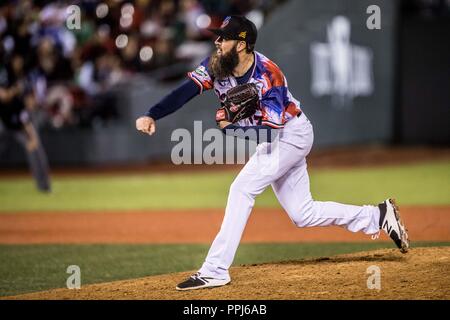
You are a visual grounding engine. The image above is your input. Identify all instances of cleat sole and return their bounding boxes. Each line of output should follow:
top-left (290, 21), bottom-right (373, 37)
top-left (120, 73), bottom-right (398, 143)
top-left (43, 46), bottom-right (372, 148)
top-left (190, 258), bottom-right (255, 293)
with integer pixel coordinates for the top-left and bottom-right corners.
top-left (389, 199), bottom-right (410, 253)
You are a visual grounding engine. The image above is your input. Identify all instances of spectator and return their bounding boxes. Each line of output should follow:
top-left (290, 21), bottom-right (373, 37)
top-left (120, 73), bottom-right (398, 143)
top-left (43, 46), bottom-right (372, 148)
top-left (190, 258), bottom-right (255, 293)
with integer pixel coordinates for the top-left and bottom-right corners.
top-left (0, 0), bottom-right (276, 129)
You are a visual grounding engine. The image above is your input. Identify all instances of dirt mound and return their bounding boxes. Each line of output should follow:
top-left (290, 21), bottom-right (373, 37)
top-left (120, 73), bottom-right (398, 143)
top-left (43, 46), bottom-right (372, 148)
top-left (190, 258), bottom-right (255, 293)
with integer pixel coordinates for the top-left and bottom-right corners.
top-left (4, 247), bottom-right (449, 300)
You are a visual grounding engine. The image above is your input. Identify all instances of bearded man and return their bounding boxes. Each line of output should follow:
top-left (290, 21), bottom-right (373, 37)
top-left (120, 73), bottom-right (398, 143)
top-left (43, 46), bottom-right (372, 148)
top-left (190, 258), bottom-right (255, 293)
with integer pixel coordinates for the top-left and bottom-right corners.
top-left (136, 16), bottom-right (409, 291)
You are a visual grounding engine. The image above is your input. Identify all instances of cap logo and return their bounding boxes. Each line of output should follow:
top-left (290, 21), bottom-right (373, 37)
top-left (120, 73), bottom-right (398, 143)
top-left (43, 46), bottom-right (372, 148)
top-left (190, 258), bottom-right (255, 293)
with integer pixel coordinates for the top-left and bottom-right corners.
top-left (239, 31), bottom-right (247, 39)
top-left (221, 16), bottom-right (231, 28)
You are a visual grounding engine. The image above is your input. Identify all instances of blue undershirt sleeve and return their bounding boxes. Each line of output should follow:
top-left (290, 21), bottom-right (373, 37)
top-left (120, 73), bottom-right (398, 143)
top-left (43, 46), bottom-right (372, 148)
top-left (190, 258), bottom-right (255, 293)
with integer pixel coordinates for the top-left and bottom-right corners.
top-left (145, 79), bottom-right (200, 120)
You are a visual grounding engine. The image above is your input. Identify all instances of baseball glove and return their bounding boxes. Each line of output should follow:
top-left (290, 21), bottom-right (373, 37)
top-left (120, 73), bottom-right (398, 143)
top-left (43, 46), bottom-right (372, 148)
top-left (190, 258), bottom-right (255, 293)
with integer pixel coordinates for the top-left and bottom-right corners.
top-left (216, 83), bottom-right (259, 124)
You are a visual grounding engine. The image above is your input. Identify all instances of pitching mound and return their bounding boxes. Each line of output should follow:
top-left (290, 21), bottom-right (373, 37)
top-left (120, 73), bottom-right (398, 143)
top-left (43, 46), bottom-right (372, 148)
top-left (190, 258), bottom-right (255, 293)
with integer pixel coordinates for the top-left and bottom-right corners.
top-left (5, 247), bottom-right (449, 300)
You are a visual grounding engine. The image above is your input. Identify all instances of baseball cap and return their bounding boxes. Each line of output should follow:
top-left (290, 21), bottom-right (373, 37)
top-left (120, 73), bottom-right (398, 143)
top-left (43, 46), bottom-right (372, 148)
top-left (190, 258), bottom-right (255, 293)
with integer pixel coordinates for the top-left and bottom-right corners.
top-left (208, 16), bottom-right (257, 45)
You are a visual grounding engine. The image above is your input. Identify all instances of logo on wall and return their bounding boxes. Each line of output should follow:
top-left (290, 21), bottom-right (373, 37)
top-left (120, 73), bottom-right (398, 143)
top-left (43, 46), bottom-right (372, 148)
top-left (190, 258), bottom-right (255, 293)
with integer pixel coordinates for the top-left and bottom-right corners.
top-left (310, 16), bottom-right (374, 108)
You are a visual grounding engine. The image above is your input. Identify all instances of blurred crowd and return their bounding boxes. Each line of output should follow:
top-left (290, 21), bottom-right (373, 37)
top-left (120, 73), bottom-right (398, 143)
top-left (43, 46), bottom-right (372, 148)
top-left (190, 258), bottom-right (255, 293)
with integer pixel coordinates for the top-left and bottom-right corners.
top-left (0, 0), bottom-right (283, 129)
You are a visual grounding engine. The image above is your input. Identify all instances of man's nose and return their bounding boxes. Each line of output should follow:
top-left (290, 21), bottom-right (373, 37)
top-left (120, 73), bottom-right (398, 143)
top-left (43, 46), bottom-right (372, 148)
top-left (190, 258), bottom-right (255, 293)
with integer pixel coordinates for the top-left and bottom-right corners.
top-left (214, 37), bottom-right (221, 46)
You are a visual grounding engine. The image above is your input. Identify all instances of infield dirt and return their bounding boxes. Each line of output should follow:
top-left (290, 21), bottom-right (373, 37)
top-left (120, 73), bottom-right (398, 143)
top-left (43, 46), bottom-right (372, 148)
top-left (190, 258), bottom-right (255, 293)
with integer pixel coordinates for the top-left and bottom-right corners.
top-left (4, 247), bottom-right (449, 300)
top-left (1, 206), bottom-right (449, 244)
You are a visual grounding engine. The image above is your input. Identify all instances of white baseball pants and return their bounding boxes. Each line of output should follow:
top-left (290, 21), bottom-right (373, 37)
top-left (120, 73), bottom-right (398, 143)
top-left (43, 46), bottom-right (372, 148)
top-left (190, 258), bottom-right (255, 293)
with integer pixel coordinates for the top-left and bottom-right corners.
top-left (199, 113), bottom-right (380, 279)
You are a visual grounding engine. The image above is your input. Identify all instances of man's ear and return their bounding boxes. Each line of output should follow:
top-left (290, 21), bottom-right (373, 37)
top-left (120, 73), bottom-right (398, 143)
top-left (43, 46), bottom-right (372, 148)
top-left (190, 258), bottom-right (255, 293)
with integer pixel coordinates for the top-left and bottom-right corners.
top-left (237, 41), bottom-right (246, 53)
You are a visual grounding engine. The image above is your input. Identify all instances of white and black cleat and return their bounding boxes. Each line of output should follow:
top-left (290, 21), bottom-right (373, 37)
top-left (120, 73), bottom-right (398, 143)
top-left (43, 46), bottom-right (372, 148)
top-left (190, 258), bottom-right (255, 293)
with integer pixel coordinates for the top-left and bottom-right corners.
top-left (378, 198), bottom-right (410, 253)
top-left (176, 272), bottom-right (231, 291)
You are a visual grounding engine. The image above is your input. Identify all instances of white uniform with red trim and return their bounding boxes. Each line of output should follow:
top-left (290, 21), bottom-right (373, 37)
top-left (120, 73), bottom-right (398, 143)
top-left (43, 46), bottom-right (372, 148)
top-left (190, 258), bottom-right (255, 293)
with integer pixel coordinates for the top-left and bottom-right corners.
top-left (188, 52), bottom-right (381, 280)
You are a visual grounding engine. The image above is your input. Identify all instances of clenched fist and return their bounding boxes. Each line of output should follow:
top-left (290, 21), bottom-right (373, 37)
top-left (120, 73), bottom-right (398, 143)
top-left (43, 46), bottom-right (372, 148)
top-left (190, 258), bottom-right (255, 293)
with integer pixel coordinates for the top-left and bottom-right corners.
top-left (136, 116), bottom-right (156, 135)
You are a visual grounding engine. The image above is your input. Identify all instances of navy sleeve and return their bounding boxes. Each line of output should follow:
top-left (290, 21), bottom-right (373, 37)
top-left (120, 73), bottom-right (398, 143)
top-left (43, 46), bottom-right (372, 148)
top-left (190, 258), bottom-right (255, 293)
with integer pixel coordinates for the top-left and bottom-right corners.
top-left (222, 124), bottom-right (278, 144)
top-left (145, 79), bottom-right (200, 120)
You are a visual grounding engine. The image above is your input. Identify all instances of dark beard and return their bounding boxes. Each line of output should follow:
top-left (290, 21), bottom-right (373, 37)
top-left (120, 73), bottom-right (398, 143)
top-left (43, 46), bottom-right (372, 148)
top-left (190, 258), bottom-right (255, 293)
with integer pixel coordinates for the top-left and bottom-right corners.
top-left (208, 44), bottom-right (239, 80)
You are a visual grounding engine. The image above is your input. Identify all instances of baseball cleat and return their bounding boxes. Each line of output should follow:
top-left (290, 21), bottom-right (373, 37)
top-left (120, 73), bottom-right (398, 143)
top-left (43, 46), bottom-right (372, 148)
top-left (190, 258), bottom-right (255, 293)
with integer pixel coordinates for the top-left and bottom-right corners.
top-left (176, 272), bottom-right (230, 291)
top-left (378, 198), bottom-right (410, 253)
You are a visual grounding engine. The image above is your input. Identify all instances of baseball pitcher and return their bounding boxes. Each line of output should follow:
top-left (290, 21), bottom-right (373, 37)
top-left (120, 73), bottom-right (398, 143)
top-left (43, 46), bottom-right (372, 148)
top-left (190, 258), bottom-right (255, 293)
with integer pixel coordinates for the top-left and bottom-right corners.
top-left (136, 16), bottom-right (409, 291)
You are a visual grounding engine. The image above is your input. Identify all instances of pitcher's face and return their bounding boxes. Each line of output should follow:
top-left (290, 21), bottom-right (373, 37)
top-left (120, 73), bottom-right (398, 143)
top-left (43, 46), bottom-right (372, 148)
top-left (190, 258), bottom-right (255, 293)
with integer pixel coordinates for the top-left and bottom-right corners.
top-left (209, 37), bottom-right (240, 80)
top-left (214, 36), bottom-right (238, 57)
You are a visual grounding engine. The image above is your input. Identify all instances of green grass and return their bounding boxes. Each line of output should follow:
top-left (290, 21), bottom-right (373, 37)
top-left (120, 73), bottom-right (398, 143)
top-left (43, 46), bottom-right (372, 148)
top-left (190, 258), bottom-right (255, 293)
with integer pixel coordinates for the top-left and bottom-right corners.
top-left (309, 161), bottom-right (450, 206)
top-left (0, 242), bottom-right (448, 297)
top-left (0, 161), bottom-right (449, 212)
